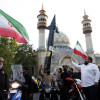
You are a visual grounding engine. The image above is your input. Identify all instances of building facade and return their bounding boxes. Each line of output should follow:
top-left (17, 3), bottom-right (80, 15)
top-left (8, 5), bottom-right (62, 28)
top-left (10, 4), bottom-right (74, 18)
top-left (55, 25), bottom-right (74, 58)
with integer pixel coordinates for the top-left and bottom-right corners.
top-left (34, 6), bottom-right (100, 77)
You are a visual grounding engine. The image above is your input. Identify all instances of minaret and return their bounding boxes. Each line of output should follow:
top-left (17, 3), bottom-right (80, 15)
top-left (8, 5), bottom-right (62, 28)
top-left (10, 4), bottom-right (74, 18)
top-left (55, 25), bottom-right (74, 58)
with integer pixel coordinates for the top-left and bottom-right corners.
top-left (82, 10), bottom-right (95, 63)
top-left (37, 4), bottom-right (48, 50)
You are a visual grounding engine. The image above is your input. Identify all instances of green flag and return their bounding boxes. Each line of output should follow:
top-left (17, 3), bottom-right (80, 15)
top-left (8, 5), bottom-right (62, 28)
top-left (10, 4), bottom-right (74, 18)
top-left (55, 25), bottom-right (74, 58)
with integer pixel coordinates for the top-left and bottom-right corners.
top-left (0, 9), bottom-right (29, 43)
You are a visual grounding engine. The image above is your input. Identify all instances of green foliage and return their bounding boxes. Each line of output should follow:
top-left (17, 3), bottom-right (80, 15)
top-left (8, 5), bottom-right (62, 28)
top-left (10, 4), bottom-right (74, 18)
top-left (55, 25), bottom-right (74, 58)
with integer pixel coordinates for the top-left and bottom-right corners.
top-left (0, 37), bottom-right (17, 75)
top-left (14, 43), bottom-right (35, 75)
top-left (0, 36), bottom-right (36, 76)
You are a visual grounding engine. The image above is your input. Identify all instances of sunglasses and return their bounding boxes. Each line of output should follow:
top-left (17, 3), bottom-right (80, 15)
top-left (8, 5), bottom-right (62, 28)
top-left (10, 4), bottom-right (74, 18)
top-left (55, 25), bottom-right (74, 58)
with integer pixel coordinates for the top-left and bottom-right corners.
top-left (0, 61), bottom-right (3, 62)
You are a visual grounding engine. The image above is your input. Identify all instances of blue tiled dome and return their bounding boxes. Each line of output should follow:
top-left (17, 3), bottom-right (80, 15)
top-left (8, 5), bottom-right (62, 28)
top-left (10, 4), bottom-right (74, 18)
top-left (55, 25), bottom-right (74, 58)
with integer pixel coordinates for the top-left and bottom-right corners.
top-left (54, 31), bottom-right (70, 45)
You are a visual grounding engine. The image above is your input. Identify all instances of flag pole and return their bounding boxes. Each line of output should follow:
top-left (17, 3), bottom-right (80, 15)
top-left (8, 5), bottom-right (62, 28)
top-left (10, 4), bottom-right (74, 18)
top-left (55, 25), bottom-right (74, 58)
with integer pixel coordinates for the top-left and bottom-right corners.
top-left (43, 15), bottom-right (57, 72)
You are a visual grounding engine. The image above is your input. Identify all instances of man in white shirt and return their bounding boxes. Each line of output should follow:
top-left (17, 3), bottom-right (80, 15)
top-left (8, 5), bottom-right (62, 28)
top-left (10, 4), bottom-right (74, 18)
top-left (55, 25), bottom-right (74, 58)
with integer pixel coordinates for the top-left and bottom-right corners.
top-left (71, 56), bottom-right (100, 100)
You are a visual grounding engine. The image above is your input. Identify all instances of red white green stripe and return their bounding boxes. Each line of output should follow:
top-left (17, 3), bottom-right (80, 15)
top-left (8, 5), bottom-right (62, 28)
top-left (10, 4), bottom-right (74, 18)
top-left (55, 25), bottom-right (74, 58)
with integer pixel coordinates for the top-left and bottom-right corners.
top-left (0, 9), bottom-right (29, 43)
top-left (74, 41), bottom-right (87, 59)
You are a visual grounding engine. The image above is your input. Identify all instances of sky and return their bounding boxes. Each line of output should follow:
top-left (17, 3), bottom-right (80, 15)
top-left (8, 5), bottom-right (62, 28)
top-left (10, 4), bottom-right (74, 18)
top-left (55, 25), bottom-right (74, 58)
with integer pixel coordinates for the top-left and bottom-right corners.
top-left (0, 0), bottom-right (100, 53)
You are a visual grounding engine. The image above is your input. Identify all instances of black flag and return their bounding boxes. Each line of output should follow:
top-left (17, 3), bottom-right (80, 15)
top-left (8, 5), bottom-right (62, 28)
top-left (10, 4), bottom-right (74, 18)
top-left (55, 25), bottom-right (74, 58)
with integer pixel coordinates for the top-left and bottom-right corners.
top-left (44, 15), bottom-right (57, 72)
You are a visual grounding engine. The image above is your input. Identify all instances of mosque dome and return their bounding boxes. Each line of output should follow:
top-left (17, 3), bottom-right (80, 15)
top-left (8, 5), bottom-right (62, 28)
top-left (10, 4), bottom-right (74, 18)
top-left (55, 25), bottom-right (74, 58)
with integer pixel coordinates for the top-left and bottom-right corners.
top-left (46, 31), bottom-right (71, 52)
top-left (54, 31), bottom-right (70, 46)
top-left (53, 31), bottom-right (71, 52)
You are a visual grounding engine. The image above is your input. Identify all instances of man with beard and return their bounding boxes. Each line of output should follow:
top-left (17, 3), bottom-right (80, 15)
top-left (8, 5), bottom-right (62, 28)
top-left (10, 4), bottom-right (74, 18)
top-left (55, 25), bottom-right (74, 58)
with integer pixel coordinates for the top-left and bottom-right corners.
top-left (60, 65), bottom-right (71, 100)
top-left (39, 64), bottom-right (57, 86)
top-left (71, 56), bottom-right (100, 100)
top-left (39, 65), bottom-right (58, 100)
top-left (0, 57), bottom-right (9, 100)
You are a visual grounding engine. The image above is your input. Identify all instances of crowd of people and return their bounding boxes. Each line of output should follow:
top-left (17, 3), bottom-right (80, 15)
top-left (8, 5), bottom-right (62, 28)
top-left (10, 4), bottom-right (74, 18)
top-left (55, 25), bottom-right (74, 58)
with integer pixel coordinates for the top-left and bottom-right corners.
top-left (0, 57), bottom-right (33, 100)
top-left (39, 56), bottom-right (100, 100)
top-left (0, 56), bottom-right (100, 100)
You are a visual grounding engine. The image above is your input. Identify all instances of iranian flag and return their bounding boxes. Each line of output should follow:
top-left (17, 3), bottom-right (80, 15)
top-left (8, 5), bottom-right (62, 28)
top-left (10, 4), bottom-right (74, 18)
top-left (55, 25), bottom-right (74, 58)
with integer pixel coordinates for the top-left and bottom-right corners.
top-left (74, 41), bottom-right (87, 59)
top-left (0, 9), bottom-right (29, 43)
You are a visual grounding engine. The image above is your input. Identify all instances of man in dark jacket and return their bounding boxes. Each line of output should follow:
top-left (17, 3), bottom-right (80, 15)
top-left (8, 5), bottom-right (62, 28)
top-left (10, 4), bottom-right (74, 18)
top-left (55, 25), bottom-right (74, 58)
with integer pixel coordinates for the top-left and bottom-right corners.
top-left (61, 65), bottom-right (70, 87)
top-left (69, 68), bottom-right (76, 78)
top-left (60, 65), bottom-right (71, 100)
top-left (22, 66), bottom-right (33, 100)
top-left (0, 57), bottom-right (9, 100)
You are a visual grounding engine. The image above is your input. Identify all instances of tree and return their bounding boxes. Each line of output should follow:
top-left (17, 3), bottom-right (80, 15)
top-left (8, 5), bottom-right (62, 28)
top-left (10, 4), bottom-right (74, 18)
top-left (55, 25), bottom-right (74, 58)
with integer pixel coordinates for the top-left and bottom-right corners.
top-left (0, 37), bottom-right (17, 75)
top-left (0, 36), bottom-right (36, 76)
top-left (14, 43), bottom-right (36, 75)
